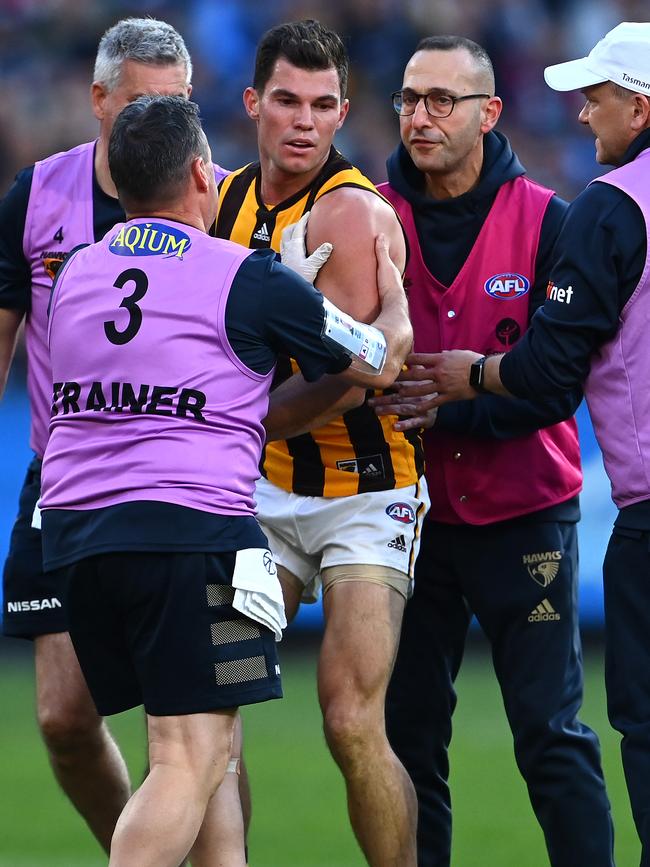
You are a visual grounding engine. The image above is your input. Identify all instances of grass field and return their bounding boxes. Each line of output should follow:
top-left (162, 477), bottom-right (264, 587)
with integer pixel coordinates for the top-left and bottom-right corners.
top-left (0, 633), bottom-right (638, 867)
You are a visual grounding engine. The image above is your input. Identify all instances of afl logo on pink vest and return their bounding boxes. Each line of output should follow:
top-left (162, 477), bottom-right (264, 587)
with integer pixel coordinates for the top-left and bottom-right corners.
top-left (386, 502), bottom-right (416, 524)
top-left (484, 273), bottom-right (530, 300)
top-left (109, 222), bottom-right (192, 259)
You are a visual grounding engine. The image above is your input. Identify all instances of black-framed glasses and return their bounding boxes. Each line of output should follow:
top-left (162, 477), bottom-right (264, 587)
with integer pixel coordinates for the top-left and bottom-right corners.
top-left (391, 89), bottom-right (491, 118)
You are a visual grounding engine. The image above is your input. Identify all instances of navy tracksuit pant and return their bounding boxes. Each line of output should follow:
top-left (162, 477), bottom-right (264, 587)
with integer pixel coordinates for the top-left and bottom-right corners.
top-left (386, 516), bottom-right (614, 867)
top-left (604, 526), bottom-right (650, 866)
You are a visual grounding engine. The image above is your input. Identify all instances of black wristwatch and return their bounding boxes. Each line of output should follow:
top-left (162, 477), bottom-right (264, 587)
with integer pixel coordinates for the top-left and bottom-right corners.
top-left (469, 355), bottom-right (489, 394)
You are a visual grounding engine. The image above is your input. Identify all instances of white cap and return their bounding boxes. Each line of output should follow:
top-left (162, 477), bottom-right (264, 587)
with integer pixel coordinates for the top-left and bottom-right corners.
top-left (544, 22), bottom-right (650, 94)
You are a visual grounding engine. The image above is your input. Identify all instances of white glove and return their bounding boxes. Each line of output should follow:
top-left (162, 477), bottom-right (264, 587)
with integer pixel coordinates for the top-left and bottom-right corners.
top-left (280, 211), bottom-right (333, 284)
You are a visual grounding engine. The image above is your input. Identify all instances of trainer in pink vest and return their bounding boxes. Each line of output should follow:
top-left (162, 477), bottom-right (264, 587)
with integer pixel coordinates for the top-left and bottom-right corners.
top-left (23, 141), bottom-right (229, 458)
top-left (586, 147), bottom-right (650, 508)
top-left (40, 219), bottom-right (270, 517)
top-left (379, 177), bottom-right (582, 524)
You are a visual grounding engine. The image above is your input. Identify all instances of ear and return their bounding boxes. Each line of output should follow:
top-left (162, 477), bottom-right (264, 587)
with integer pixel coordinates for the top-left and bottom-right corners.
top-left (480, 96), bottom-right (503, 134)
top-left (90, 82), bottom-right (107, 121)
top-left (336, 98), bottom-right (350, 130)
top-left (192, 156), bottom-right (211, 193)
top-left (630, 93), bottom-right (650, 131)
top-left (243, 86), bottom-right (260, 120)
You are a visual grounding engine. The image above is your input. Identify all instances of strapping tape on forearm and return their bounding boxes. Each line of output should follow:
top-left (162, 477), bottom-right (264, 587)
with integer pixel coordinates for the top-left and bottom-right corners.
top-left (321, 297), bottom-right (386, 373)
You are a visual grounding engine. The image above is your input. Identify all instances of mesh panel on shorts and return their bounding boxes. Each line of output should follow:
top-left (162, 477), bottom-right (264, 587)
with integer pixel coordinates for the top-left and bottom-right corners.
top-left (215, 655), bottom-right (268, 685)
top-left (211, 619), bottom-right (261, 646)
top-left (206, 584), bottom-right (234, 606)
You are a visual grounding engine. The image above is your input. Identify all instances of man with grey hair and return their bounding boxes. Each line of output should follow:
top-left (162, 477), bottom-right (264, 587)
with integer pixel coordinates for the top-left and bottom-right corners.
top-left (0, 16), bottom-right (226, 854)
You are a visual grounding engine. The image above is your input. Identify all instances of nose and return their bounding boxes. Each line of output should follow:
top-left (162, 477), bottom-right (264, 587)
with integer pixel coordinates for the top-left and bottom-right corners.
top-left (411, 96), bottom-right (432, 129)
top-left (294, 103), bottom-right (314, 129)
top-left (578, 101), bottom-right (589, 124)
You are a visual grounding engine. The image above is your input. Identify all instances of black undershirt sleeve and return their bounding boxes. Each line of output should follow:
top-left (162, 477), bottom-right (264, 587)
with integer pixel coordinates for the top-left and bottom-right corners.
top-left (501, 182), bottom-right (646, 399)
top-left (225, 249), bottom-right (350, 381)
top-left (0, 167), bottom-right (33, 312)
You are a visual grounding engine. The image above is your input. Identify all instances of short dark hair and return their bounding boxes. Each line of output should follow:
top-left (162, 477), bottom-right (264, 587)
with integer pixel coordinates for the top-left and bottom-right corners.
top-left (109, 95), bottom-right (209, 210)
top-left (415, 35), bottom-right (495, 93)
top-left (253, 19), bottom-right (348, 98)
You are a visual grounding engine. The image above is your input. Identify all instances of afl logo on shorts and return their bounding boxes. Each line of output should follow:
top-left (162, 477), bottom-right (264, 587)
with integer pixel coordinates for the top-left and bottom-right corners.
top-left (484, 273), bottom-right (530, 300)
top-left (386, 502), bottom-right (416, 524)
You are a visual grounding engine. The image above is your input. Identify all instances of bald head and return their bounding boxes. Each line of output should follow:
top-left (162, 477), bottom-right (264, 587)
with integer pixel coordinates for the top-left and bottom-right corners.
top-left (412, 36), bottom-right (495, 95)
top-left (397, 37), bottom-right (502, 198)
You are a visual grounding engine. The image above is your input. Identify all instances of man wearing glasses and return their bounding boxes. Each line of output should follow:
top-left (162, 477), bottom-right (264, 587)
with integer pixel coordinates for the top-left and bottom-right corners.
top-left (372, 36), bottom-right (613, 866)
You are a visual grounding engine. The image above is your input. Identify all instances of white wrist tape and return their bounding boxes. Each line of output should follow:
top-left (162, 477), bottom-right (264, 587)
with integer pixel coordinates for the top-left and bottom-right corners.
top-left (321, 297), bottom-right (387, 374)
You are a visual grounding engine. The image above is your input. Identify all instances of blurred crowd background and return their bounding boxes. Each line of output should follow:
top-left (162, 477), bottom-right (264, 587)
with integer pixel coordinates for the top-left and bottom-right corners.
top-left (0, 0), bottom-right (647, 198)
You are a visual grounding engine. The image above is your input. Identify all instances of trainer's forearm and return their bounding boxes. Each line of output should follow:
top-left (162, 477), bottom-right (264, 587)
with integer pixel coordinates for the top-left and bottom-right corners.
top-left (264, 373), bottom-right (365, 441)
top-left (370, 291), bottom-right (413, 387)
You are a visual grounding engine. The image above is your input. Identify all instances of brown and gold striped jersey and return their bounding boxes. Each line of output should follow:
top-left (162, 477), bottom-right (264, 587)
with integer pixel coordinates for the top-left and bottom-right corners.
top-left (214, 147), bottom-right (424, 497)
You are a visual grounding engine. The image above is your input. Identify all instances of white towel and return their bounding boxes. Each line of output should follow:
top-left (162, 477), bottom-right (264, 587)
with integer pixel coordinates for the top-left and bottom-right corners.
top-left (231, 548), bottom-right (287, 641)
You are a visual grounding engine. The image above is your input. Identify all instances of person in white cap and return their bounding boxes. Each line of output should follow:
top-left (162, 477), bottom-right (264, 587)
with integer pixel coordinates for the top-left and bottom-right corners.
top-left (398, 20), bottom-right (650, 864)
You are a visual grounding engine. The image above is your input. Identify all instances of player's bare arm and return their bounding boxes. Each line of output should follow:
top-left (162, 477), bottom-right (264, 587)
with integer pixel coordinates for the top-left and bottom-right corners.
top-left (306, 186), bottom-right (407, 321)
top-left (337, 234), bottom-right (412, 390)
top-left (303, 188), bottom-right (409, 394)
top-left (0, 308), bottom-right (24, 399)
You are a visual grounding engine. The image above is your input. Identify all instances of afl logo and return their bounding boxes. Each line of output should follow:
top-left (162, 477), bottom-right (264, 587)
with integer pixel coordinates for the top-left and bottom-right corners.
top-left (386, 502), bottom-right (416, 524)
top-left (484, 273), bottom-right (530, 300)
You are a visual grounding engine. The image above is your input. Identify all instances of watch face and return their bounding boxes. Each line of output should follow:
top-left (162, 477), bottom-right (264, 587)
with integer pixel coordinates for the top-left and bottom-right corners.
top-left (469, 357), bottom-right (487, 391)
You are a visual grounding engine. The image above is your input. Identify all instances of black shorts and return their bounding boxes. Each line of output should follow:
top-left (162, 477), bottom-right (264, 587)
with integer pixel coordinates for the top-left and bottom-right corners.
top-left (2, 457), bottom-right (68, 639)
top-left (59, 550), bottom-right (283, 716)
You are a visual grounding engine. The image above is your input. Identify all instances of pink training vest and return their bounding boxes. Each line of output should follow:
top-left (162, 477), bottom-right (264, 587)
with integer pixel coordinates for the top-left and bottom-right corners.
top-left (379, 177), bottom-right (582, 524)
top-left (586, 148), bottom-right (650, 508)
top-left (23, 141), bottom-right (95, 457)
top-left (40, 219), bottom-right (271, 517)
top-left (22, 141), bottom-right (230, 458)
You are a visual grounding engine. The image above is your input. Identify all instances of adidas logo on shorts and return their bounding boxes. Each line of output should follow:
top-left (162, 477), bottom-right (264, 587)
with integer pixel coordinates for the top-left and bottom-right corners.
top-left (387, 535), bottom-right (407, 552)
top-left (528, 598), bottom-right (560, 622)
